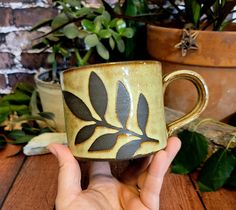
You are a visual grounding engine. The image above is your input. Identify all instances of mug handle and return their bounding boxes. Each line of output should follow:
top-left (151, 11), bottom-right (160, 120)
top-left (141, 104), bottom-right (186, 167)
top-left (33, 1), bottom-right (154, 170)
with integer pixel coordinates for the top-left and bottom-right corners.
top-left (163, 70), bottom-right (209, 135)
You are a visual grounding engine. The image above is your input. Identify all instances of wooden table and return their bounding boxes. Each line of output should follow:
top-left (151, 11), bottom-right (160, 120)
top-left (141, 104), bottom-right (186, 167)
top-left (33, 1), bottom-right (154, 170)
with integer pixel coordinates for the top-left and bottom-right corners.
top-left (0, 144), bottom-right (235, 210)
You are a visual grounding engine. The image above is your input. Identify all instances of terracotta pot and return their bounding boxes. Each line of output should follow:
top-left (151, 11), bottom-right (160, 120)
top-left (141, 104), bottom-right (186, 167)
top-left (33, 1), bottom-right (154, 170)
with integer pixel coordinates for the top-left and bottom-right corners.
top-left (35, 71), bottom-right (65, 132)
top-left (147, 25), bottom-right (236, 120)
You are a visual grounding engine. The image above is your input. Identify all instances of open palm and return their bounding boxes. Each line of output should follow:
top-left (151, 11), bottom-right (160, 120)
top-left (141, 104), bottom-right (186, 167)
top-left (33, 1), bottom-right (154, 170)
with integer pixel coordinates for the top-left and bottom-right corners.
top-left (48, 137), bottom-right (181, 210)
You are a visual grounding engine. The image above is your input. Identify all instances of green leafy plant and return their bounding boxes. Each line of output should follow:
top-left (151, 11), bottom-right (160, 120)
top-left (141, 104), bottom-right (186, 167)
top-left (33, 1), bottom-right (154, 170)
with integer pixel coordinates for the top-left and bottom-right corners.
top-left (149, 0), bottom-right (236, 30)
top-left (0, 83), bottom-right (55, 151)
top-left (172, 129), bottom-right (236, 192)
top-left (106, 0), bottom-right (236, 31)
top-left (32, 0), bottom-right (135, 82)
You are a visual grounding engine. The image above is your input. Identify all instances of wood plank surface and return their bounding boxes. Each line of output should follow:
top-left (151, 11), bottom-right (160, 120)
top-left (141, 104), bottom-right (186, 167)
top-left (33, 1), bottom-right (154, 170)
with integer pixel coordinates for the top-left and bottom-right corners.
top-left (1, 154), bottom-right (58, 210)
top-left (201, 189), bottom-right (236, 210)
top-left (0, 145), bottom-right (25, 208)
top-left (160, 172), bottom-right (205, 210)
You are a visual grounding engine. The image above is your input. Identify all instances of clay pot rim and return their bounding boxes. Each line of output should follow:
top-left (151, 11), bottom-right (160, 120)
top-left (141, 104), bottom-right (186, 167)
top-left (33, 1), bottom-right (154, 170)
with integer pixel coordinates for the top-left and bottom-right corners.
top-left (147, 24), bottom-right (236, 34)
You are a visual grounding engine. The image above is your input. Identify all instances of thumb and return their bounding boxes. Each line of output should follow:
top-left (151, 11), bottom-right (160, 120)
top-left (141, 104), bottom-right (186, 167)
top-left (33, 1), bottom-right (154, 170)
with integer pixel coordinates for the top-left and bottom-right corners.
top-left (48, 144), bottom-right (82, 206)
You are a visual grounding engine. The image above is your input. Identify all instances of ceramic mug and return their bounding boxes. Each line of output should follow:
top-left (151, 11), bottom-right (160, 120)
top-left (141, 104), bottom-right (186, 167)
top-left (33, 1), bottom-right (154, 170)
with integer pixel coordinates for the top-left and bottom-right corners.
top-left (60, 61), bottom-right (208, 160)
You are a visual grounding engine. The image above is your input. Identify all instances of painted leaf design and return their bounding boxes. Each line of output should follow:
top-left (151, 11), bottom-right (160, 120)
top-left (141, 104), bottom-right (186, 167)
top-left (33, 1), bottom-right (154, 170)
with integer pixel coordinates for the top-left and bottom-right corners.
top-left (137, 94), bottom-right (149, 134)
top-left (75, 124), bottom-right (97, 144)
top-left (63, 91), bottom-right (94, 121)
top-left (89, 72), bottom-right (108, 120)
top-left (116, 140), bottom-right (142, 160)
top-left (88, 132), bottom-right (118, 151)
top-left (116, 82), bottom-right (131, 128)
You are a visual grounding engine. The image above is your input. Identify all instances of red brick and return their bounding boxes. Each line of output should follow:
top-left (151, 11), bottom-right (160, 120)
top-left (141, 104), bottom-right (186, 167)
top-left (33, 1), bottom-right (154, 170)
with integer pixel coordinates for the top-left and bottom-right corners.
top-left (1, 0), bottom-right (36, 2)
top-left (0, 53), bottom-right (14, 69)
top-left (8, 73), bottom-right (35, 89)
top-left (21, 52), bottom-right (51, 69)
top-left (13, 8), bottom-right (57, 27)
top-left (0, 8), bottom-right (13, 26)
top-left (0, 74), bottom-right (7, 89)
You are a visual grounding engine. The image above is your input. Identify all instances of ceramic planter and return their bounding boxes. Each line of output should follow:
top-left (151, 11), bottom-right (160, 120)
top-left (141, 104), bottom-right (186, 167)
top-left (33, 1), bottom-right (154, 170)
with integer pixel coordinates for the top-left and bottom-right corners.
top-left (147, 24), bottom-right (236, 120)
top-left (35, 71), bottom-right (65, 132)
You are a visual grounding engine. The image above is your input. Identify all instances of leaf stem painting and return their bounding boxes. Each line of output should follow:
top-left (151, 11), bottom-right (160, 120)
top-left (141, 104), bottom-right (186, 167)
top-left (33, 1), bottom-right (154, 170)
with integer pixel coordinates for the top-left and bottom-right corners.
top-left (63, 71), bottom-right (159, 160)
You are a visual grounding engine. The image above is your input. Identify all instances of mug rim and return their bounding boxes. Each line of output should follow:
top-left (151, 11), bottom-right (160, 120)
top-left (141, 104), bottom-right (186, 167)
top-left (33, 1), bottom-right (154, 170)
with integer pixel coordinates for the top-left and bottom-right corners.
top-left (61, 60), bottom-right (161, 77)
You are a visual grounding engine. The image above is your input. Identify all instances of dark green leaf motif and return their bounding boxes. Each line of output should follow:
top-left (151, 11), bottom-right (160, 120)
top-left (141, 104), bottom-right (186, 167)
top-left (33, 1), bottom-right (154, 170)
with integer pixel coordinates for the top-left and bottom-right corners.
top-left (63, 72), bottom-right (159, 157)
top-left (116, 140), bottom-right (142, 160)
top-left (75, 124), bottom-right (97, 144)
top-left (137, 94), bottom-right (149, 134)
top-left (89, 72), bottom-right (108, 120)
top-left (198, 148), bottom-right (236, 192)
top-left (63, 91), bottom-right (94, 121)
top-left (116, 82), bottom-right (131, 128)
top-left (89, 133), bottom-right (119, 151)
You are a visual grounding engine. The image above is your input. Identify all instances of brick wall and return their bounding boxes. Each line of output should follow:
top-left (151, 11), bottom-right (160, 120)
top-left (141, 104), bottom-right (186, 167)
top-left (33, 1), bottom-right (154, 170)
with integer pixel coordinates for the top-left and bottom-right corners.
top-left (0, 0), bottom-right (57, 94)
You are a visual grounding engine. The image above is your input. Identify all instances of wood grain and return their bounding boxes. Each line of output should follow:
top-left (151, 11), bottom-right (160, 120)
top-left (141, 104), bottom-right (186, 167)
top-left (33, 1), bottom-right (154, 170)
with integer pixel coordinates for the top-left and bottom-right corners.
top-left (0, 145), bottom-right (25, 208)
top-left (160, 172), bottom-right (205, 210)
top-left (201, 189), bottom-right (236, 210)
top-left (1, 154), bottom-right (58, 210)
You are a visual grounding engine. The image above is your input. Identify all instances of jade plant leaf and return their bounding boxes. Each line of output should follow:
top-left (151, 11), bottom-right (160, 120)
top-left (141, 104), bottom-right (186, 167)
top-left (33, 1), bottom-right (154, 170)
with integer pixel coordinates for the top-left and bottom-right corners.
top-left (75, 124), bottom-right (97, 144)
top-left (116, 139), bottom-right (142, 160)
top-left (116, 19), bottom-right (126, 32)
top-left (198, 148), bottom-right (236, 192)
top-left (137, 94), bottom-right (149, 134)
top-left (172, 130), bottom-right (208, 174)
top-left (88, 132), bottom-right (119, 151)
top-left (51, 13), bottom-right (69, 29)
top-left (63, 23), bottom-right (79, 39)
top-left (96, 42), bottom-right (109, 60)
top-left (63, 91), bottom-right (95, 121)
top-left (89, 72), bottom-right (108, 120)
top-left (120, 28), bottom-right (134, 38)
top-left (109, 37), bottom-right (115, 49)
top-left (113, 33), bottom-right (125, 52)
top-left (99, 29), bottom-right (112, 39)
top-left (81, 19), bottom-right (95, 32)
top-left (84, 34), bottom-right (99, 48)
top-left (116, 82), bottom-right (131, 128)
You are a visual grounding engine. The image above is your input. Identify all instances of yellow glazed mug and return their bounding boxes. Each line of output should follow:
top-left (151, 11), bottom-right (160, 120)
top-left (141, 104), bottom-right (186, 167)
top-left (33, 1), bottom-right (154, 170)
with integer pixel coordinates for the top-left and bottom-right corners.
top-left (60, 61), bottom-right (208, 160)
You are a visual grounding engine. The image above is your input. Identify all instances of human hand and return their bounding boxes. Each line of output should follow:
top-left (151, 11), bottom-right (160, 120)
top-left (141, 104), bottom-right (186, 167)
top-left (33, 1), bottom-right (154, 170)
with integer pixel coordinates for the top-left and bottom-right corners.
top-left (48, 137), bottom-right (181, 210)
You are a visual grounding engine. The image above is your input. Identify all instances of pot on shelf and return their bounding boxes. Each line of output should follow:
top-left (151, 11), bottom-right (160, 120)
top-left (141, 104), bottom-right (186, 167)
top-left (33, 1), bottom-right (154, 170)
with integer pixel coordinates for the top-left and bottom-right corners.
top-left (34, 70), bottom-right (65, 132)
top-left (147, 24), bottom-right (236, 120)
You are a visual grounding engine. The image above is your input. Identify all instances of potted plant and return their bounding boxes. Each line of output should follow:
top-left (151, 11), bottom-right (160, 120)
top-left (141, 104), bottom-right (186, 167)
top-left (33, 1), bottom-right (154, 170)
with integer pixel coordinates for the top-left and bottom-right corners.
top-left (106, 0), bottom-right (236, 120)
top-left (144, 0), bottom-right (236, 120)
top-left (0, 82), bottom-right (55, 152)
top-left (32, 0), bottom-right (135, 131)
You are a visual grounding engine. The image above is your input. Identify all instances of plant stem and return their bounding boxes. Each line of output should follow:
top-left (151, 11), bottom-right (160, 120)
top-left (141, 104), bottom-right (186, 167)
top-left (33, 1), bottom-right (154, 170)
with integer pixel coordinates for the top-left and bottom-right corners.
top-left (82, 48), bottom-right (93, 65)
top-left (75, 49), bottom-right (83, 66)
top-left (52, 60), bottom-right (57, 82)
